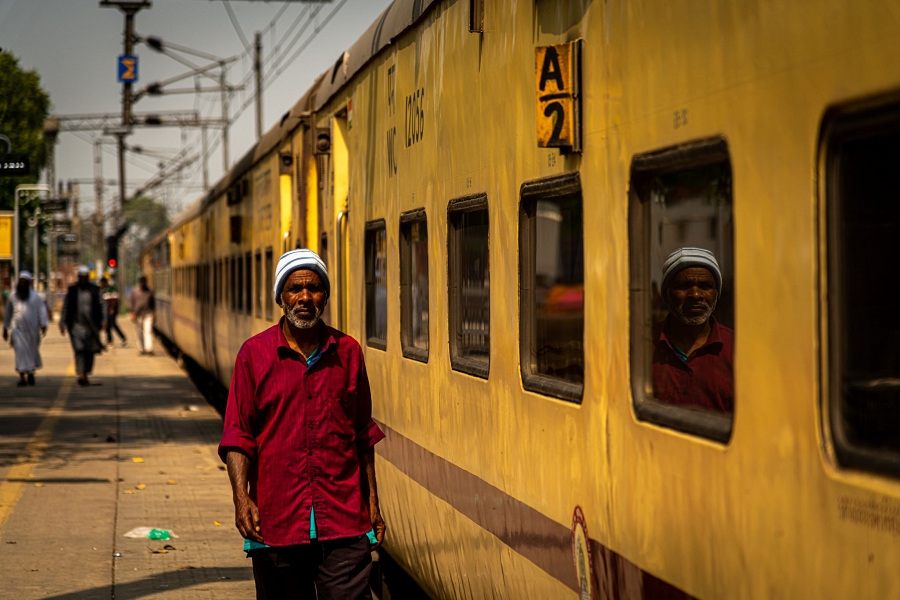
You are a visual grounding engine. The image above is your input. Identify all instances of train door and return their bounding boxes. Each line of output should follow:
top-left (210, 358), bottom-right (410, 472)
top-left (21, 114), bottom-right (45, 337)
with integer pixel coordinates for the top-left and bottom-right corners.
top-left (328, 112), bottom-right (350, 331)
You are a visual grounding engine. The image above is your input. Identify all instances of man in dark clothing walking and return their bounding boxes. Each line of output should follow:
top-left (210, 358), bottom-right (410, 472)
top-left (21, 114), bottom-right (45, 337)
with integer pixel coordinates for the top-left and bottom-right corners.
top-left (100, 277), bottom-right (127, 348)
top-left (60, 266), bottom-right (106, 386)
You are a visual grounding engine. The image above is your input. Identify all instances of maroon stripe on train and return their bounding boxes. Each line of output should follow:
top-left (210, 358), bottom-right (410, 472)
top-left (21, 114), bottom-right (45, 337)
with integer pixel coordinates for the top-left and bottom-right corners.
top-left (375, 421), bottom-right (696, 599)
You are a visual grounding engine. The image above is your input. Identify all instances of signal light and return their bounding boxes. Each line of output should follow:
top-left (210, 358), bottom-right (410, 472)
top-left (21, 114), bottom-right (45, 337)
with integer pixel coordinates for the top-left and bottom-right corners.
top-left (108, 258), bottom-right (117, 268)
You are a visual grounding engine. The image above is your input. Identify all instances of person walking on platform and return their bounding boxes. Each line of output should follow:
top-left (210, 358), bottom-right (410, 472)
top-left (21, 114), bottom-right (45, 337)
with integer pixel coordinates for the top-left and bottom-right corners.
top-left (219, 249), bottom-right (386, 600)
top-left (3, 271), bottom-right (48, 387)
top-left (100, 277), bottom-right (127, 348)
top-left (60, 266), bottom-right (106, 387)
top-left (129, 276), bottom-right (155, 355)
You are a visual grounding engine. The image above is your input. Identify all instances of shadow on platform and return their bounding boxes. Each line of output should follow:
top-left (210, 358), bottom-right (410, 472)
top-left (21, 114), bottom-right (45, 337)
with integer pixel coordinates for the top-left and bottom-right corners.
top-left (39, 566), bottom-right (254, 600)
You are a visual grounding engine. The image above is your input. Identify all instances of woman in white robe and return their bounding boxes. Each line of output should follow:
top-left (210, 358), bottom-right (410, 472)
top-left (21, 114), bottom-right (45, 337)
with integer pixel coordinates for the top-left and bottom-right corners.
top-left (3, 272), bottom-right (48, 387)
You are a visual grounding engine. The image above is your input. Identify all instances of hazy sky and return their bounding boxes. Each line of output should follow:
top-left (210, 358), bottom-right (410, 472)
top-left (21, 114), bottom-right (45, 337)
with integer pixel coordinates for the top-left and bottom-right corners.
top-left (0, 0), bottom-right (394, 216)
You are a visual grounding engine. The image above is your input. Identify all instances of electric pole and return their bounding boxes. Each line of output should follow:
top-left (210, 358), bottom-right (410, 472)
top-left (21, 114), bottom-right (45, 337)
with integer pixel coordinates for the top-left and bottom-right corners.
top-left (220, 62), bottom-right (230, 171)
top-left (101, 0), bottom-right (151, 294)
top-left (94, 139), bottom-right (105, 274)
top-left (255, 31), bottom-right (263, 139)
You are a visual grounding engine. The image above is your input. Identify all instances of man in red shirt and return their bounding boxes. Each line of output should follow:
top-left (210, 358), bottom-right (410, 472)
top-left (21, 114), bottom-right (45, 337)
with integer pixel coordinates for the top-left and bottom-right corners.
top-left (652, 247), bottom-right (734, 413)
top-left (219, 249), bottom-right (385, 599)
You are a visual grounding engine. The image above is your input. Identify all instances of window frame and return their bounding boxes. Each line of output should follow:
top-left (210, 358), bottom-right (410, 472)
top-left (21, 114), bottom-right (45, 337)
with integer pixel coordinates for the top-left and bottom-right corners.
top-left (365, 219), bottom-right (388, 350)
top-left (519, 173), bottom-right (584, 403)
top-left (245, 251), bottom-right (253, 316)
top-left (255, 250), bottom-right (263, 318)
top-left (447, 194), bottom-right (491, 379)
top-left (400, 208), bottom-right (429, 363)
top-left (823, 96), bottom-right (900, 478)
top-left (265, 247), bottom-right (274, 321)
top-left (628, 136), bottom-right (734, 444)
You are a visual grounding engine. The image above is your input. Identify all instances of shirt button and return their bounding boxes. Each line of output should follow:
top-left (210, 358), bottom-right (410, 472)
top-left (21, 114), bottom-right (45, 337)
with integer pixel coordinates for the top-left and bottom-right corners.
top-left (307, 394), bottom-right (312, 400)
top-left (308, 422), bottom-right (314, 429)
top-left (307, 450), bottom-right (312, 456)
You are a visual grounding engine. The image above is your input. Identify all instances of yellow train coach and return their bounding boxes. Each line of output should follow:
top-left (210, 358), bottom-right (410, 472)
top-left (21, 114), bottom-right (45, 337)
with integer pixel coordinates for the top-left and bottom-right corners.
top-left (143, 0), bottom-right (900, 598)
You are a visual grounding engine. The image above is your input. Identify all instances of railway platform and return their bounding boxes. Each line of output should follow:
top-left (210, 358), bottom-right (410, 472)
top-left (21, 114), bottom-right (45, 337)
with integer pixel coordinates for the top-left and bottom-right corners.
top-left (0, 328), bottom-right (254, 599)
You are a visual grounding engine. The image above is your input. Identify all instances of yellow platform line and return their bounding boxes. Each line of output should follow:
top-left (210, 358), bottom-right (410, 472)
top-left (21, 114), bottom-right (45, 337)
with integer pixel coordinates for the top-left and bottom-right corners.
top-left (0, 365), bottom-right (76, 534)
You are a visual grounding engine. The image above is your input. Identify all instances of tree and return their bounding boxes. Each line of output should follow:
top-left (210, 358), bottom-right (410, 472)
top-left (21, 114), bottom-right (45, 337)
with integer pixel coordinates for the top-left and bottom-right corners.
top-left (122, 195), bottom-right (170, 286)
top-left (0, 51), bottom-right (51, 210)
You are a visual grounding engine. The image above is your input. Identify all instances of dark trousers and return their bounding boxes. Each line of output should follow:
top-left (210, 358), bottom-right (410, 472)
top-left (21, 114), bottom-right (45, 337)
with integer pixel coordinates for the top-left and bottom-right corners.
top-left (106, 312), bottom-right (126, 344)
top-left (250, 536), bottom-right (372, 600)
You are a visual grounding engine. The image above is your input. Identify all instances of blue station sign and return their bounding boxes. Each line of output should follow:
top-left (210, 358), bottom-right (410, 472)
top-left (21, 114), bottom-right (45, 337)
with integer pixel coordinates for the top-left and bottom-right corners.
top-left (117, 54), bottom-right (138, 83)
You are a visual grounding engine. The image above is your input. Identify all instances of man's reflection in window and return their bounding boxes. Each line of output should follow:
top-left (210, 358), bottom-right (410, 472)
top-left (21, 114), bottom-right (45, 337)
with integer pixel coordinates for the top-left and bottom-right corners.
top-left (652, 247), bottom-right (734, 413)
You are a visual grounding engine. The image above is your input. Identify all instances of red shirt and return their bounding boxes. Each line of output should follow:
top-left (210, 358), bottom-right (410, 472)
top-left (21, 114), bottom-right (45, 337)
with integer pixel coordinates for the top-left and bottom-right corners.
top-left (218, 320), bottom-right (385, 546)
top-left (652, 317), bottom-right (734, 413)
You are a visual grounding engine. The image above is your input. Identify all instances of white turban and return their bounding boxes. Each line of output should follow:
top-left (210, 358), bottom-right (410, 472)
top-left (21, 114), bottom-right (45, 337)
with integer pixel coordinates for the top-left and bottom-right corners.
top-left (18, 270), bottom-right (33, 281)
top-left (274, 249), bottom-right (330, 304)
top-left (77, 265), bottom-right (90, 276)
top-left (661, 247), bottom-right (722, 296)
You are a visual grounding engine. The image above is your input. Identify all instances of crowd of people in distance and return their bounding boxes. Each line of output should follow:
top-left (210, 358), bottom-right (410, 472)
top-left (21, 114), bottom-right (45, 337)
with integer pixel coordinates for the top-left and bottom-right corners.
top-left (2, 267), bottom-right (155, 387)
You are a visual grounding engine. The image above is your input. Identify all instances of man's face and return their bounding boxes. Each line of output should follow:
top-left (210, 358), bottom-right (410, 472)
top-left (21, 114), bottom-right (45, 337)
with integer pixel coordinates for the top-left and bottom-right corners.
top-left (667, 267), bottom-right (718, 326)
top-left (280, 270), bottom-right (327, 329)
top-left (78, 274), bottom-right (89, 286)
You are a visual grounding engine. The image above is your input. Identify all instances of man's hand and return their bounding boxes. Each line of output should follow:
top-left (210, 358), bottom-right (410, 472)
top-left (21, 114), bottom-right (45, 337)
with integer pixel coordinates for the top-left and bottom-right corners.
top-left (129, 312), bottom-right (136, 322)
top-left (40, 327), bottom-right (47, 338)
top-left (59, 325), bottom-right (66, 337)
top-left (370, 499), bottom-right (386, 550)
top-left (234, 493), bottom-right (263, 543)
top-left (2, 328), bottom-right (7, 342)
top-left (359, 446), bottom-right (385, 549)
top-left (225, 450), bottom-right (263, 543)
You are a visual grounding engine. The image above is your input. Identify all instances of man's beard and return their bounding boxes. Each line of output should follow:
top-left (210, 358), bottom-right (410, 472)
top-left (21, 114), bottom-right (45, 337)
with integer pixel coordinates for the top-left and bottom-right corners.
top-left (15, 284), bottom-right (29, 301)
top-left (284, 304), bottom-right (322, 329)
top-left (671, 297), bottom-right (716, 326)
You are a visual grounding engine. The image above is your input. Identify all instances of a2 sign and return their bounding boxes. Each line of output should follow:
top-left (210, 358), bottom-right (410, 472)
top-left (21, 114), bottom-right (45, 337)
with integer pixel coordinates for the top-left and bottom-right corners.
top-left (536, 40), bottom-right (583, 152)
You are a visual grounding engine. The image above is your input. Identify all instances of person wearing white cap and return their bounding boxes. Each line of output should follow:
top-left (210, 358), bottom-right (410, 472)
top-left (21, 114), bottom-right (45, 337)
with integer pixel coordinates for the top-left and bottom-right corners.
top-left (219, 249), bottom-right (386, 598)
top-left (3, 271), bottom-right (48, 387)
top-left (60, 266), bottom-right (106, 386)
top-left (652, 247), bottom-right (734, 413)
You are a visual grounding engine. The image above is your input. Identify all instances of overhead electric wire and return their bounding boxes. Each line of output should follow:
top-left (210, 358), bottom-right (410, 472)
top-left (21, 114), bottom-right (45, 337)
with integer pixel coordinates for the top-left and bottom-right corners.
top-left (222, 0), bottom-right (251, 52)
top-left (270, 0), bottom-right (350, 80)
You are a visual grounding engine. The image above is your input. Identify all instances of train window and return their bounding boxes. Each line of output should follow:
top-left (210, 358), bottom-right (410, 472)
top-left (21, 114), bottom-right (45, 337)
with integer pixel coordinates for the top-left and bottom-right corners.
top-left (826, 99), bottom-right (900, 477)
top-left (236, 255), bottom-right (244, 313)
top-left (365, 220), bottom-right (388, 350)
top-left (265, 248), bottom-right (274, 321)
top-left (245, 252), bottom-right (252, 315)
top-left (227, 256), bottom-right (238, 312)
top-left (629, 137), bottom-right (735, 443)
top-left (519, 174), bottom-right (584, 402)
top-left (400, 210), bottom-right (429, 362)
top-left (448, 195), bottom-right (490, 378)
top-left (255, 251), bottom-right (262, 318)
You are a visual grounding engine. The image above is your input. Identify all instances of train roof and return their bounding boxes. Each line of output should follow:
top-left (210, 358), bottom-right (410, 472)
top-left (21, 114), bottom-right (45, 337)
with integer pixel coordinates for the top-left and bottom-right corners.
top-left (162, 0), bottom-right (440, 229)
top-left (313, 0), bottom-right (440, 112)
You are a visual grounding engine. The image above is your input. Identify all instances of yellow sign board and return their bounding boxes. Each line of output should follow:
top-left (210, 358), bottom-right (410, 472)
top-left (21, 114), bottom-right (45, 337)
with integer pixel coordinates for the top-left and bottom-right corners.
top-left (535, 40), bottom-right (583, 151)
top-left (0, 212), bottom-right (13, 260)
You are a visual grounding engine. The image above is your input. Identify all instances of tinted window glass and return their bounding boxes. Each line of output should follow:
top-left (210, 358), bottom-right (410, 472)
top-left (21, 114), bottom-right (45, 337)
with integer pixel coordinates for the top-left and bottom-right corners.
top-left (255, 251), bottom-right (262, 318)
top-left (630, 139), bottom-right (735, 442)
top-left (400, 214), bottom-right (429, 359)
top-left (521, 176), bottom-right (584, 400)
top-left (828, 110), bottom-right (900, 475)
top-left (449, 197), bottom-right (489, 377)
top-left (265, 248), bottom-right (274, 321)
top-left (245, 252), bottom-right (252, 315)
top-left (365, 223), bottom-right (388, 347)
